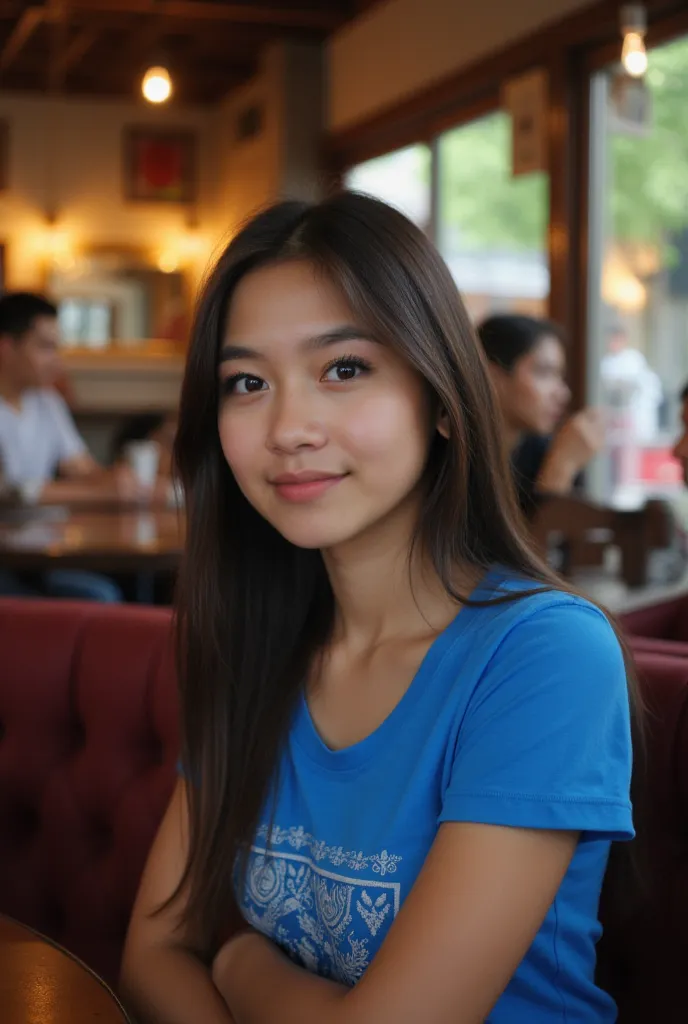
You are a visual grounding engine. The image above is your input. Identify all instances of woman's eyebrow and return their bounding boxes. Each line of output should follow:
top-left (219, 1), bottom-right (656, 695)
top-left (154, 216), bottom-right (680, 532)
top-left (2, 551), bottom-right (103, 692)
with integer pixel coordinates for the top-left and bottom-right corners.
top-left (218, 326), bottom-right (378, 364)
top-left (218, 343), bottom-right (261, 364)
top-left (303, 326), bottom-right (378, 350)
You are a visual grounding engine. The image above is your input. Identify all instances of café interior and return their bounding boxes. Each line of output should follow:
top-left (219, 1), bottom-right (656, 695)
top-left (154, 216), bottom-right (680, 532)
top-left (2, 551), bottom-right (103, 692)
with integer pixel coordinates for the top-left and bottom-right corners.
top-left (1, 0), bottom-right (688, 1020)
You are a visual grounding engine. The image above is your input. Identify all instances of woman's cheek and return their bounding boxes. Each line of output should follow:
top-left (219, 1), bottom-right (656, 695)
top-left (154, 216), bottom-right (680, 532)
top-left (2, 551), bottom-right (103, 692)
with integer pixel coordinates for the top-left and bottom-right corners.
top-left (342, 392), bottom-right (430, 460)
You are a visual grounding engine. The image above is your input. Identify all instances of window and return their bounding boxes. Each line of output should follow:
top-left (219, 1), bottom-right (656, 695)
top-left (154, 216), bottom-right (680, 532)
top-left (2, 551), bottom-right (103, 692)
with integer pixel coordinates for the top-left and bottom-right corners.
top-left (436, 111), bottom-right (549, 322)
top-left (587, 35), bottom-right (688, 507)
top-left (344, 113), bottom-right (550, 324)
top-left (345, 144), bottom-right (431, 231)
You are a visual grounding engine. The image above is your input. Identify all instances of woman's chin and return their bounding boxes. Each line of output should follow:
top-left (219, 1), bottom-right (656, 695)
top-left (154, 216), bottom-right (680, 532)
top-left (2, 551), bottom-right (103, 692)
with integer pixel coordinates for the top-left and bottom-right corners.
top-left (275, 526), bottom-right (355, 551)
top-left (265, 511), bottom-right (370, 553)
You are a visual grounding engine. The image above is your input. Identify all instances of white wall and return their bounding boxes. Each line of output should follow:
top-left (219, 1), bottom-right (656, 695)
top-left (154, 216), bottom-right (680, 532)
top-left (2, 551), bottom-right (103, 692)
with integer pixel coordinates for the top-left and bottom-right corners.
top-left (328, 0), bottom-right (596, 130)
top-left (0, 94), bottom-right (218, 290)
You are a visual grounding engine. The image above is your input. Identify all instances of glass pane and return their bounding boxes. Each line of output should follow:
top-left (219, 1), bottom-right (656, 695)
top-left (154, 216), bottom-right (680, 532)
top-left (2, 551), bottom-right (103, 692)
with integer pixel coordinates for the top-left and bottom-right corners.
top-left (345, 144), bottom-right (431, 231)
top-left (436, 111), bottom-right (549, 322)
top-left (588, 35), bottom-right (688, 508)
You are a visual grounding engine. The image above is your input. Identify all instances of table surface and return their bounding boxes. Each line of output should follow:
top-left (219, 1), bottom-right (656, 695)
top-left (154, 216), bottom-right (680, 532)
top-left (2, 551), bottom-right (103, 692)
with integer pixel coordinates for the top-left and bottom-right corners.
top-left (0, 506), bottom-right (184, 572)
top-left (0, 915), bottom-right (131, 1023)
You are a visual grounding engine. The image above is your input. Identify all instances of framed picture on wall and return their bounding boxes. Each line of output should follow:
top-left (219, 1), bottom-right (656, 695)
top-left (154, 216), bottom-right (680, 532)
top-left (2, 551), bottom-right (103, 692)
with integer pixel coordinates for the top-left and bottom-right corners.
top-left (123, 127), bottom-right (197, 203)
top-left (0, 120), bottom-right (8, 191)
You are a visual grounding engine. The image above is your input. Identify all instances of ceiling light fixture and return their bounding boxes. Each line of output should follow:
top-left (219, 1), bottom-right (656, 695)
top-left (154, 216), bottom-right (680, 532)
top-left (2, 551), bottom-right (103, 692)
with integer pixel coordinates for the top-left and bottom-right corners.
top-left (142, 65), bottom-right (173, 104)
top-left (620, 4), bottom-right (648, 78)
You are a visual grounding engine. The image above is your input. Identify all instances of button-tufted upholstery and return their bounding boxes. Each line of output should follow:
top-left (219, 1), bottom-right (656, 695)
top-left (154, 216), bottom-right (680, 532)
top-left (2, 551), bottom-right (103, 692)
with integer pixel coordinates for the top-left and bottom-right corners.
top-left (1, 597), bottom-right (687, 1015)
top-left (0, 598), bottom-right (178, 987)
top-left (621, 593), bottom-right (688, 645)
top-left (596, 645), bottom-right (688, 1023)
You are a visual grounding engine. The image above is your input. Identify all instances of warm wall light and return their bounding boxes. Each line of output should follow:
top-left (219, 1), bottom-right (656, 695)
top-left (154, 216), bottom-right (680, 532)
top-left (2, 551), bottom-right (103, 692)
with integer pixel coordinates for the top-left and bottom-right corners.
top-left (620, 5), bottom-right (648, 78)
top-left (31, 223), bottom-right (77, 271)
top-left (142, 65), bottom-right (172, 104)
top-left (157, 250), bottom-right (180, 273)
top-left (156, 230), bottom-right (211, 276)
top-left (602, 250), bottom-right (647, 313)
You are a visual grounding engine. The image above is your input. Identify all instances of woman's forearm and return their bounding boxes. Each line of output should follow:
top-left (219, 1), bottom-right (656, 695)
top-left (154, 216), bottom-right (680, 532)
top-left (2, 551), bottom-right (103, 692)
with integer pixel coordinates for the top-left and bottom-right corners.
top-left (214, 932), bottom-right (347, 1024)
top-left (120, 944), bottom-right (235, 1024)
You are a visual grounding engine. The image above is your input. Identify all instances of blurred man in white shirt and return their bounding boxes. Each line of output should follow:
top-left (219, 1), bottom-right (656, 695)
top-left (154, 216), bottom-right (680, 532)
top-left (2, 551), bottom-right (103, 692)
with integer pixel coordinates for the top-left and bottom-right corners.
top-left (0, 292), bottom-right (135, 600)
top-left (0, 292), bottom-right (138, 499)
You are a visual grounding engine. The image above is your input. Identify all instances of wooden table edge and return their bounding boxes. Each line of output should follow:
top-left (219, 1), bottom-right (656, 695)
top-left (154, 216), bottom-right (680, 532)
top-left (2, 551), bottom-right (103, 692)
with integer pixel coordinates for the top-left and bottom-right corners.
top-left (0, 913), bottom-right (133, 1022)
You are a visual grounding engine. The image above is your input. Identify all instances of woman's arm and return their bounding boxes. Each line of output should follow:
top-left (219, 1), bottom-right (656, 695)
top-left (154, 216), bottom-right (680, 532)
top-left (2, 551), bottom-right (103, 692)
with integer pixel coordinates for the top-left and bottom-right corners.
top-left (120, 779), bottom-right (235, 1024)
top-left (535, 408), bottom-right (605, 496)
top-left (213, 821), bottom-right (578, 1024)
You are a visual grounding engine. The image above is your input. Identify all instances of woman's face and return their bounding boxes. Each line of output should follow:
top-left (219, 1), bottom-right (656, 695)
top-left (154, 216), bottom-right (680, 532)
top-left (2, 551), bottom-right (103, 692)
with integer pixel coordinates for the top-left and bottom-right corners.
top-left (217, 260), bottom-right (440, 551)
top-left (492, 335), bottom-right (571, 437)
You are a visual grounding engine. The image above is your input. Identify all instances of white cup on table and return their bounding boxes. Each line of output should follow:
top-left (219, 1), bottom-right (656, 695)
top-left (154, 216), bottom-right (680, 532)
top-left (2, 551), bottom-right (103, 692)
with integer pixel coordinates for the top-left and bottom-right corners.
top-left (18, 479), bottom-right (43, 505)
top-left (124, 440), bottom-right (160, 494)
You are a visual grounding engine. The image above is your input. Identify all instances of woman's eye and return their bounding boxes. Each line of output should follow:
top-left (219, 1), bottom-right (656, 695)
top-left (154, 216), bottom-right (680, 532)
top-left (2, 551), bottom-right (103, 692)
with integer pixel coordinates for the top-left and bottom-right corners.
top-left (321, 357), bottom-right (370, 383)
top-left (224, 374), bottom-right (267, 395)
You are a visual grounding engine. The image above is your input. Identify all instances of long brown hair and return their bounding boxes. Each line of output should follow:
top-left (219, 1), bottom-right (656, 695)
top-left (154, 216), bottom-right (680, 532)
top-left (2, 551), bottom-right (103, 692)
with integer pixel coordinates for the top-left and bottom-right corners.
top-left (172, 192), bottom-right (642, 955)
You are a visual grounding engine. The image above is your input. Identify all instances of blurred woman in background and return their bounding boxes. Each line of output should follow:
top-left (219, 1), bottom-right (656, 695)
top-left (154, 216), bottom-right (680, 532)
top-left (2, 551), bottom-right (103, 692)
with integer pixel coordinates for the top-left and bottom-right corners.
top-left (477, 314), bottom-right (604, 517)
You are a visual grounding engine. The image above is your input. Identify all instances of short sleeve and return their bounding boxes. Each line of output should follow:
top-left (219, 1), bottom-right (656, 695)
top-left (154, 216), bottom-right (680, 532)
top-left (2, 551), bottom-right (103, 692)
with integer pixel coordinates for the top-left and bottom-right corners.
top-left (45, 391), bottom-right (87, 465)
top-left (439, 600), bottom-right (634, 841)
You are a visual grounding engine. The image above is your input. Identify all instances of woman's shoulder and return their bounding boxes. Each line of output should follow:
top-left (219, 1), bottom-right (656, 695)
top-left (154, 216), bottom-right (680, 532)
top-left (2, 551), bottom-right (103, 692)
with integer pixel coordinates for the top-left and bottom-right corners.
top-left (472, 569), bottom-right (619, 660)
top-left (448, 570), bottom-right (630, 737)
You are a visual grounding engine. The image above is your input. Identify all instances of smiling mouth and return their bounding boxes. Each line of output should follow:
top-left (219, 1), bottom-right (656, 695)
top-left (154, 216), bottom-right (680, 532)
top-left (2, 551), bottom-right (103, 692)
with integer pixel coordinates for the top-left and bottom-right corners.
top-left (272, 474), bottom-right (347, 503)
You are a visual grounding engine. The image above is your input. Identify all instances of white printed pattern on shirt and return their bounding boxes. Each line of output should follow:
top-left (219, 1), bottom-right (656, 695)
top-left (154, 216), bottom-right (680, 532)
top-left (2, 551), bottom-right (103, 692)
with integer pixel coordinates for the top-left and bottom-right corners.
top-left (243, 825), bottom-right (403, 986)
top-left (255, 824), bottom-right (402, 876)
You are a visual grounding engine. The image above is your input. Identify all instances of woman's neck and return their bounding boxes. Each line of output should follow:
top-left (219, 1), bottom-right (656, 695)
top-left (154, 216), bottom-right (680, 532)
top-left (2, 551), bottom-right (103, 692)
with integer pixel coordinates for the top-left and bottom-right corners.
top-left (322, 497), bottom-right (476, 650)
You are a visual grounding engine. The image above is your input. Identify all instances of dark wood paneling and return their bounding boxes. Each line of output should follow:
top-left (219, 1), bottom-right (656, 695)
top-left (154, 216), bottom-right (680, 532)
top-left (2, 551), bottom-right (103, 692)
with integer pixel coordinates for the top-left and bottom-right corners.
top-left (327, 0), bottom-right (688, 171)
top-left (0, 0), bottom-right (358, 100)
top-left (547, 48), bottom-right (590, 410)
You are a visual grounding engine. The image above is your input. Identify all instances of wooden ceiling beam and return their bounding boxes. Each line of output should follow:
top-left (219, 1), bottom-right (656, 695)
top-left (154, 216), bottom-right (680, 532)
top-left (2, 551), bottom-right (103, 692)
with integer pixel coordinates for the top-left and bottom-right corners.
top-left (52, 24), bottom-right (98, 81)
top-left (37, 0), bottom-right (343, 31)
top-left (0, 6), bottom-right (43, 72)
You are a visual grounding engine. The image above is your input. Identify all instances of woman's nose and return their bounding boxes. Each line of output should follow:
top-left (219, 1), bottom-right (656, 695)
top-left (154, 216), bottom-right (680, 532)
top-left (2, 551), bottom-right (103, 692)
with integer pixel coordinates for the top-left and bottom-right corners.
top-left (267, 387), bottom-right (327, 453)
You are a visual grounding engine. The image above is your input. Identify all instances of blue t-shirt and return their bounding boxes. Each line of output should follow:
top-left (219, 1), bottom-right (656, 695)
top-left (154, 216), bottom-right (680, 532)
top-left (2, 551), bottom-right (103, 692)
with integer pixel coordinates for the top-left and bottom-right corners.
top-left (236, 574), bottom-right (634, 1022)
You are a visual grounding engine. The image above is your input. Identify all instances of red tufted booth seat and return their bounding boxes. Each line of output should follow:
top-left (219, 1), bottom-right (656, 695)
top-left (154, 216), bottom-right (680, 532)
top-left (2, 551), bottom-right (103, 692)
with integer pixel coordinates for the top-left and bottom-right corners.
top-left (1, 598), bottom-right (688, 1017)
top-left (596, 645), bottom-right (688, 1023)
top-left (621, 593), bottom-right (688, 646)
top-left (0, 598), bottom-right (178, 987)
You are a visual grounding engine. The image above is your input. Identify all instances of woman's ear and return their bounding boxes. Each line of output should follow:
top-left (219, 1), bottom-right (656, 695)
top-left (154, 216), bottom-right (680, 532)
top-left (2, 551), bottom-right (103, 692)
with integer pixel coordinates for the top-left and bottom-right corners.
top-left (436, 407), bottom-right (450, 439)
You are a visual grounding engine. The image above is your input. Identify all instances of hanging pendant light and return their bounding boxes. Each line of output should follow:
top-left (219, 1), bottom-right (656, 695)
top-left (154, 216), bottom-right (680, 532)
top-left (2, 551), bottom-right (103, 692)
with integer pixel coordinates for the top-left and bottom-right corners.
top-left (142, 65), bottom-right (173, 104)
top-left (620, 4), bottom-right (648, 78)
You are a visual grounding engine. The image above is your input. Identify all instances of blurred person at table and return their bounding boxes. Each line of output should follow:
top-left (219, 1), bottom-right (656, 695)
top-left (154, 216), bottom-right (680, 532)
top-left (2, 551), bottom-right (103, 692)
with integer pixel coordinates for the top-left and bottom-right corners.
top-left (0, 292), bottom-right (135, 601)
top-left (477, 314), bottom-right (605, 517)
top-left (601, 321), bottom-right (662, 444)
top-left (0, 292), bottom-right (146, 506)
top-left (673, 381), bottom-right (688, 486)
top-left (600, 321), bottom-right (662, 496)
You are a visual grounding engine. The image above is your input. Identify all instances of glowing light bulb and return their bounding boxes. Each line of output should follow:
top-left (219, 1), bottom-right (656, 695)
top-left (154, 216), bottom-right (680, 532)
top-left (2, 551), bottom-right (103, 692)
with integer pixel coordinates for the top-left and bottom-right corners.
top-left (157, 250), bottom-right (180, 273)
top-left (621, 32), bottom-right (648, 77)
top-left (142, 66), bottom-right (172, 104)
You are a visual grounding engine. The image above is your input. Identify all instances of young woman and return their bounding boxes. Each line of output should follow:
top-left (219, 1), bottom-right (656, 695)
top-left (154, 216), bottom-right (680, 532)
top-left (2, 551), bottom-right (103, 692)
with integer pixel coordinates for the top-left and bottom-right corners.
top-left (121, 194), bottom-right (635, 1023)
top-left (477, 314), bottom-right (605, 516)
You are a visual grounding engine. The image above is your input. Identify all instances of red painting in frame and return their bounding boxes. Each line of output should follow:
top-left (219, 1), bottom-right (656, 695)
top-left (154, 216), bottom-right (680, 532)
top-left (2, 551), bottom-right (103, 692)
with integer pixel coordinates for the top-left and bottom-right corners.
top-left (123, 127), bottom-right (197, 203)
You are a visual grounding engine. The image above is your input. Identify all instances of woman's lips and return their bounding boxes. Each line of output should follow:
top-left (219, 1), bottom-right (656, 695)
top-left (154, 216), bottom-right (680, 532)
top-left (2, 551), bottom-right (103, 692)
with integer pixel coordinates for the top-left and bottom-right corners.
top-left (272, 474), bottom-right (347, 503)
